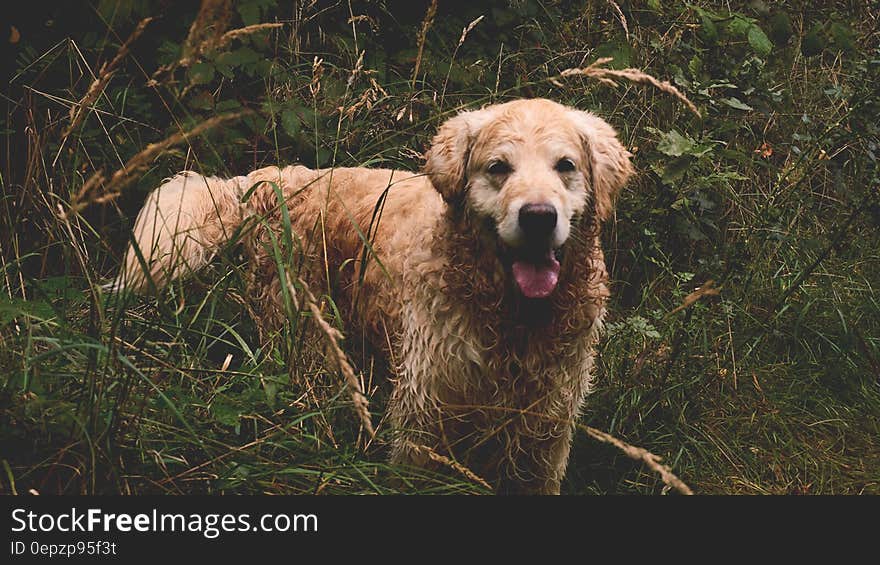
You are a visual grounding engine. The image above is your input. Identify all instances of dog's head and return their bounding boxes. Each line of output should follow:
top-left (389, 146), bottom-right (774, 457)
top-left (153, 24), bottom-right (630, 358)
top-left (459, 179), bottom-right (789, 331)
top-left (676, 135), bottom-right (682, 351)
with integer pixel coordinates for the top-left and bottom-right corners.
top-left (425, 99), bottom-right (633, 299)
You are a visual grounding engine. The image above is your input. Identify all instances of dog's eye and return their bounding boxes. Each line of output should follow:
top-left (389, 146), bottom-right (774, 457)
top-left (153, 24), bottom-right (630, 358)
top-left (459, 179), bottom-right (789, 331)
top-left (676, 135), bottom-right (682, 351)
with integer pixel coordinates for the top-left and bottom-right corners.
top-left (555, 158), bottom-right (576, 173)
top-left (487, 160), bottom-right (512, 176)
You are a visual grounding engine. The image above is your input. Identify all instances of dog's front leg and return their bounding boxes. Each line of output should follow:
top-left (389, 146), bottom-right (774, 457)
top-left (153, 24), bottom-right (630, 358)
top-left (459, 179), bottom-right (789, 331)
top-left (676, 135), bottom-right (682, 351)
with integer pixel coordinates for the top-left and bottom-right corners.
top-left (535, 428), bottom-right (575, 495)
top-left (386, 396), bottom-right (449, 480)
top-left (493, 426), bottom-right (574, 495)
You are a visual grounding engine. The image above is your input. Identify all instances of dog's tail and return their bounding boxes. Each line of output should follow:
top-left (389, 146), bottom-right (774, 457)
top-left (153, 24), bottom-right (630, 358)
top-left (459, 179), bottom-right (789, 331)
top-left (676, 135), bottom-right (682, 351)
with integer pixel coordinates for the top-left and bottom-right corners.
top-left (107, 171), bottom-right (251, 293)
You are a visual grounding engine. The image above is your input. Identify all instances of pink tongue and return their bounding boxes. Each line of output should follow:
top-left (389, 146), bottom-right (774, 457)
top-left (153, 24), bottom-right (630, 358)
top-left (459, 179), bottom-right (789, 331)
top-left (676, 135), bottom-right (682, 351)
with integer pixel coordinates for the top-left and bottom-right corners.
top-left (512, 252), bottom-right (560, 298)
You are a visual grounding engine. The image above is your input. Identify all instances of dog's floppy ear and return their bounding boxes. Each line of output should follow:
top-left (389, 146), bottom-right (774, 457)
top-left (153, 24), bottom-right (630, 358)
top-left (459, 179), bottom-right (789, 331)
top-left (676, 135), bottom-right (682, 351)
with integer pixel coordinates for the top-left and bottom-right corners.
top-left (424, 107), bottom-right (495, 204)
top-left (569, 110), bottom-right (633, 221)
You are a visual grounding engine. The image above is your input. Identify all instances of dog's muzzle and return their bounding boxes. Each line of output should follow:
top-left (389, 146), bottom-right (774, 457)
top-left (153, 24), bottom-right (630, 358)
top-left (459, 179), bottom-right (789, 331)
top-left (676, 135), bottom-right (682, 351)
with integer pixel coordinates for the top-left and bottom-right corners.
top-left (509, 203), bottom-right (561, 299)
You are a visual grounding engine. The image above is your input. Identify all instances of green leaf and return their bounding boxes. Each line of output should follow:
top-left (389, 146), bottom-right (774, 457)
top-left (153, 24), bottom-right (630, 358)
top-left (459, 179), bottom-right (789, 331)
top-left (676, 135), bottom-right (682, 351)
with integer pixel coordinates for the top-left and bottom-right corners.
top-left (688, 55), bottom-right (702, 78)
top-left (236, 0), bottom-right (276, 26)
top-left (187, 62), bottom-right (214, 85)
top-left (218, 47), bottom-right (261, 68)
top-left (215, 99), bottom-right (241, 112)
top-left (748, 24), bottom-right (773, 56)
top-left (829, 22), bottom-right (856, 52)
top-left (189, 91), bottom-right (214, 110)
top-left (769, 11), bottom-right (793, 45)
top-left (661, 156), bottom-right (693, 185)
top-left (721, 97), bottom-right (754, 111)
top-left (263, 379), bottom-right (278, 409)
top-left (593, 40), bottom-right (633, 68)
top-left (281, 108), bottom-right (302, 137)
top-left (0, 298), bottom-right (53, 324)
top-left (656, 130), bottom-right (695, 157)
top-left (315, 146), bottom-right (333, 168)
top-left (211, 399), bottom-right (241, 427)
top-left (801, 28), bottom-right (824, 57)
top-left (727, 16), bottom-right (753, 36)
top-left (698, 11), bottom-right (718, 43)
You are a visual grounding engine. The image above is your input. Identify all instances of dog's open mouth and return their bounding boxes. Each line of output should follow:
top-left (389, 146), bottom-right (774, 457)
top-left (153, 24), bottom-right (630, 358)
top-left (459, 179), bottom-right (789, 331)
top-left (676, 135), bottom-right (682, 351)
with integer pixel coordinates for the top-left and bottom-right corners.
top-left (510, 247), bottom-right (562, 299)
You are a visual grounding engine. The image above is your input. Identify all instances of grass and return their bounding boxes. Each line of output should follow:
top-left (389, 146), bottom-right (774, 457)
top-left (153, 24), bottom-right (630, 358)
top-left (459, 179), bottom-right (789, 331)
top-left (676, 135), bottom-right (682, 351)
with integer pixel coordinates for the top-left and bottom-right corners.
top-left (1, 1), bottom-right (878, 495)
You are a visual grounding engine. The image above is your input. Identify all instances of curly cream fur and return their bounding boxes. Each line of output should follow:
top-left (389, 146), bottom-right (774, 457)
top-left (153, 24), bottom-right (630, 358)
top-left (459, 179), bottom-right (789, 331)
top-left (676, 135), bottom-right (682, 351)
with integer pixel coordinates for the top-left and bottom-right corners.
top-left (115, 99), bottom-right (632, 494)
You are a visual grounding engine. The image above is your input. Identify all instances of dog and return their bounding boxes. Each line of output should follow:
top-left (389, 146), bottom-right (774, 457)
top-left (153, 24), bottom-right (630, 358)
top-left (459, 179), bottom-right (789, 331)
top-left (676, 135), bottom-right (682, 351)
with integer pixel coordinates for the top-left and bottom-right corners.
top-left (113, 98), bottom-right (633, 494)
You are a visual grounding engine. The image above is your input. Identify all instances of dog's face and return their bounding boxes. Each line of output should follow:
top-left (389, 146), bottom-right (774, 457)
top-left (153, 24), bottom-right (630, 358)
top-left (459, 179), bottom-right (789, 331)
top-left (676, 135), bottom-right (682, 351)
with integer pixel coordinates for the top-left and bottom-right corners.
top-left (425, 99), bottom-right (633, 299)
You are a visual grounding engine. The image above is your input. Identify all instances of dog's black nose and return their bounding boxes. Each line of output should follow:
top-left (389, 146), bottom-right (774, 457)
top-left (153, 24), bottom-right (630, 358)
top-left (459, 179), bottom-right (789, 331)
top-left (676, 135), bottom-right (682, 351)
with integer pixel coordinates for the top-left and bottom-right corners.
top-left (519, 203), bottom-right (557, 239)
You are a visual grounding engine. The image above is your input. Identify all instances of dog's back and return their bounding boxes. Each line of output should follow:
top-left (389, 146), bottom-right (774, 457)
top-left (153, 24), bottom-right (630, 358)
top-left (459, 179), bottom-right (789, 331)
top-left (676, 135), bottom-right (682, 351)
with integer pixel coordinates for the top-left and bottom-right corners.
top-left (241, 165), bottom-right (444, 337)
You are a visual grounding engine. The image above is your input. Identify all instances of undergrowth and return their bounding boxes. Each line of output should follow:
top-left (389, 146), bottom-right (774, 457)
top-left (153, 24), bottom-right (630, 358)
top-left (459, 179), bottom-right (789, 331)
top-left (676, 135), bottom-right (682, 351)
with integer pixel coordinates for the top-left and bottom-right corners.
top-left (1, 1), bottom-right (878, 494)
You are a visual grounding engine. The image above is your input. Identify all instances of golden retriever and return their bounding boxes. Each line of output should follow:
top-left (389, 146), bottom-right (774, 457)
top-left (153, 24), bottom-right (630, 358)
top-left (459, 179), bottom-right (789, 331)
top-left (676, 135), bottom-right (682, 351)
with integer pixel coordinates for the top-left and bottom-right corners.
top-left (113, 98), bottom-right (633, 493)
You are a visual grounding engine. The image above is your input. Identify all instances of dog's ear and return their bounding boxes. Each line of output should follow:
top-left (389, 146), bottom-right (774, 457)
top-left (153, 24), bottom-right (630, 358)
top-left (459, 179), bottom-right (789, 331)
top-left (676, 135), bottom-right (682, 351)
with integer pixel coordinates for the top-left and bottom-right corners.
top-left (424, 107), bottom-right (495, 204)
top-left (569, 110), bottom-right (633, 222)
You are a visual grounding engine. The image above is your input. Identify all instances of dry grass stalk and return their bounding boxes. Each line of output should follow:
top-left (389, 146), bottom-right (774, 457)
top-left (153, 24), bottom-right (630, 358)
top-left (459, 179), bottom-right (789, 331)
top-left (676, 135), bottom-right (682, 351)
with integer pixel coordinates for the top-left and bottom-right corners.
top-left (346, 50), bottom-right (365, 89)
top-left (156, 20), bottom-right (284, 91)
top-left (667, 279), bottom-right (720, 317)
top-left (406, 442), bottom-right (492, 491)
top-left (216, 23), bottom-right (283, 50)
top-left (342, 75), bottom-right (388, 119)
top-left (579, 424), bottom-right (694, 495)
top-left (443, 402), bottom-right (693, 494)
top-left (63, 17), bottom-right (153, 138)
top-left (180, 0), bottom-right (232, 64)
top-left (297, 277), bottom-right (375, 438)
top-left (457, 15), bottom-right (485, 47)
top-left (309, 57), bottom-right (324, 98)
top-left (606, 1), bottom-right (630, 41)
top-left (157, 419), bottom-right (292, 487)
top-left (346, 14), bottom-right (374, 27)
top-left (149, 0), bottom-right (234, 84)
top-left (411, 0), bottom-right (438, 89)
top-left (64, 111), bottom-right (247, 217)
top-left (559, 57), bottom-right (701, 117)
top-left (440, 15), bottom-right (485, 107)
